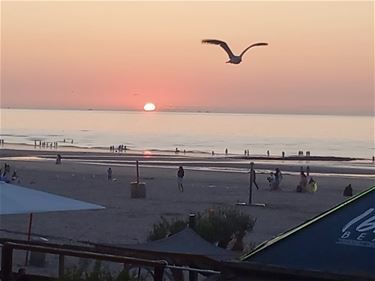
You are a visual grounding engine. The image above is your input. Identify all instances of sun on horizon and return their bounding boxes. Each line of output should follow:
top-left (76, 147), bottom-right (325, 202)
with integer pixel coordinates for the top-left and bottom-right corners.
top-left (144, 102), bottom-right (156, 112)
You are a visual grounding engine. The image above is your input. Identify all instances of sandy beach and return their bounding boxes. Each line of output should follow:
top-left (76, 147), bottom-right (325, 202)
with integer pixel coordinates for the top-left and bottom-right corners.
top-left (1, 147), bottom-right (374, 251)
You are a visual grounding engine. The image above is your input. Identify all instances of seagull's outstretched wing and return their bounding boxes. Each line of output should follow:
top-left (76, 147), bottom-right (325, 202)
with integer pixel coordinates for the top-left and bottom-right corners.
top-left (240, 42), bottom-right (268, 58)
top-left (202, 39), bottom-right (235, 59)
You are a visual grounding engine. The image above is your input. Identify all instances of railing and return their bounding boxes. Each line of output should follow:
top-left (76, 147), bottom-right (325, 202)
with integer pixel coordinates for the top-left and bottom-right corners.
top-left (0, 239), bottom-right (221, 281)
top-left (1, 241), bottom-right (167, 281)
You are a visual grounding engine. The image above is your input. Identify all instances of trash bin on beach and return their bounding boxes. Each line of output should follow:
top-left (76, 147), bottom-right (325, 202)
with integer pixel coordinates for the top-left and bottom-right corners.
top-left (130, 182), bottom-right (146, 198)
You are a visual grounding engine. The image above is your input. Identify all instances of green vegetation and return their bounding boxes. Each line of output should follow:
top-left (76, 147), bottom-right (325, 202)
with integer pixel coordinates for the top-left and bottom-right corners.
top-left (57, 260), bottom-right (134, 281)
top-left (148, 216), bottom-right (187, 241)
top-left (148, 207), bottom-right (256, 250)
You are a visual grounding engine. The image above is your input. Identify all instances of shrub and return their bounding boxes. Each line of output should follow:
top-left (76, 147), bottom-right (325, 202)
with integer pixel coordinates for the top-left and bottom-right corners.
top-left (196, 207), bottom-right (256, 248)
top-left (147, 216), bottom-right (187, 241)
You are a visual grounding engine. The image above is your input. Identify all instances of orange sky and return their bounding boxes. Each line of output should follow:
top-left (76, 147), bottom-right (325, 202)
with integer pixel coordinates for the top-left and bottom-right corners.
top-left (1, 1), bottom-right (374, 114)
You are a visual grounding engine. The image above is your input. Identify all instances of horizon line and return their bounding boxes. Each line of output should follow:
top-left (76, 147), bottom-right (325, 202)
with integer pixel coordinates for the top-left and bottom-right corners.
top-left (1, 106), bottom-right (374, 117)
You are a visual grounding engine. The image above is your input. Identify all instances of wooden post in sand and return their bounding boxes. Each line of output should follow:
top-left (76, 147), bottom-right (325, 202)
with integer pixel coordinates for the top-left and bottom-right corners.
top-left (130, 160), bottom-right (146, 198)
top-left (236, 162), bottom-right (265, 207)
top-left (248, 162), bottom-right (254, 205)
top-left (136, 160), bottom-right (139, 184)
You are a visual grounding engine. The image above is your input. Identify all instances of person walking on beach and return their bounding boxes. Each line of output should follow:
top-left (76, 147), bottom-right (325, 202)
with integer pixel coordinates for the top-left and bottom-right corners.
top-left (56, 154), bottom-right (62, 164)
top-left (107, 167), bottom-right (112, 181)
top-left (297, 171), bottom-right (307, 192)
top-left (177, 166), bottom-right (184, 192)
top-left (270, 168), bottom-right (282, 190)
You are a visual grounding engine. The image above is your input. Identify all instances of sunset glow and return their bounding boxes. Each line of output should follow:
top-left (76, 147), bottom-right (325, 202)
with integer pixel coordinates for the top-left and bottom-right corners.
top-left (2, 1), bottom-right (373, 115)
top-left (144, 103), bottom-right (156, 112)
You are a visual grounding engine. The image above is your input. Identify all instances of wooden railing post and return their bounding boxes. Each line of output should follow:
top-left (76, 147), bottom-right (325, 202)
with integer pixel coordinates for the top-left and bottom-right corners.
top-left (189, 270), bottom-right (198, 281)
top-left (58, 254), bottom-right (65, 277)
top-left (154, 265), bottom-right (165, 281)
top-left (1, 244), bottom-right (14, 281)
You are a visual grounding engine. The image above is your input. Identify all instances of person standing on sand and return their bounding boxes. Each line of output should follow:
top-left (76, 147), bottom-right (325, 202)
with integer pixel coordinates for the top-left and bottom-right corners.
top-left (177, 166), bottom-right (184, 192)
top-left (107, 167), bottom-right (112, 181)
top-left (343, 184), bottom-right (353, 197)
top-left (297, 171), bottom-right (307, 192)
top-left (271, 168), bottom-right (282, 190)
top-left (56, 154), bottom-right (62, 164)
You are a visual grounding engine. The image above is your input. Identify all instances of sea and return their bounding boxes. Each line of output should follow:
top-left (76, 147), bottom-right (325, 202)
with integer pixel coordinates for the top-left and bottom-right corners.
top-left (0, 108), bottom-right (374, 159)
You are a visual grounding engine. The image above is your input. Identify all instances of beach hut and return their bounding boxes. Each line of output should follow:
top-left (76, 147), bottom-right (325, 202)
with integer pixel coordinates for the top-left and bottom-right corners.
top-left (223, 186), bottom-right (375, 280)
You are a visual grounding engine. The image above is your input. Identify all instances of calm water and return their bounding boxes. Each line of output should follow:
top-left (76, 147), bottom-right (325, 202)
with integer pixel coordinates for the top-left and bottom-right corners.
top-left (0, 109), bottom-right (374, 159)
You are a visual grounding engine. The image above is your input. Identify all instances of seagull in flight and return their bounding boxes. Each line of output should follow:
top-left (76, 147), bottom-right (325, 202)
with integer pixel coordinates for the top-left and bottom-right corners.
top-left (202, 39), bottom-right (268, 64)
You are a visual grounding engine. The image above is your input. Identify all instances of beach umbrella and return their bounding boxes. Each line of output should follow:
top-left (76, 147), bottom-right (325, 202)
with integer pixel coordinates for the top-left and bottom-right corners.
top-left (108, 228), bottom-right (236, 263)
top-left (0, 181), bottom-right (104, 215)
top-left (240, 186), bottom-right (375, 279)
top-left (0, 181), bottom-right (105, 264)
